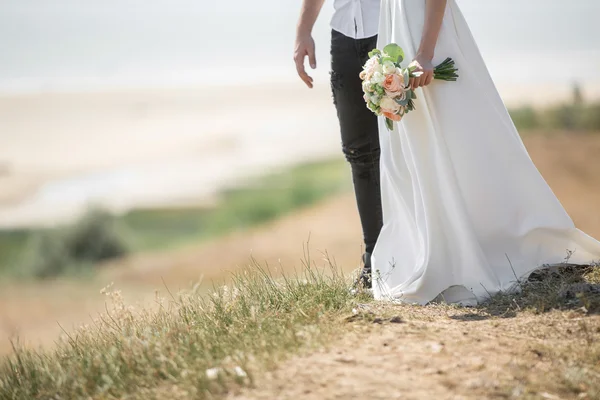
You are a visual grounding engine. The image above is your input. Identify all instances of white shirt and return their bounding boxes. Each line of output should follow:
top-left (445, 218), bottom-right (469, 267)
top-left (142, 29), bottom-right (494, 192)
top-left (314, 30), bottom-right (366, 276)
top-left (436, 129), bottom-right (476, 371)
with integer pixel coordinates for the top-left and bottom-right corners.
top-left (331, 0), bottom-right (381, 40)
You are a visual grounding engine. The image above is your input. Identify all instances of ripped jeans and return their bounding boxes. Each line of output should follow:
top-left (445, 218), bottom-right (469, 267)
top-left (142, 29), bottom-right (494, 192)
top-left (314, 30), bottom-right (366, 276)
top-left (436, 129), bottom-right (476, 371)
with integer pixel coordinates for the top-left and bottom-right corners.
top-left (330, 29), bottom-right (383, 256)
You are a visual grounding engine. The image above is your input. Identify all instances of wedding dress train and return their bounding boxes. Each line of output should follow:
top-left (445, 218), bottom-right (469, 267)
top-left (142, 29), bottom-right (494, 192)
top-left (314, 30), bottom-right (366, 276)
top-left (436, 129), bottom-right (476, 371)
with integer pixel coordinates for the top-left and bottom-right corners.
top-left (372, 0), bottom-right (600, 305)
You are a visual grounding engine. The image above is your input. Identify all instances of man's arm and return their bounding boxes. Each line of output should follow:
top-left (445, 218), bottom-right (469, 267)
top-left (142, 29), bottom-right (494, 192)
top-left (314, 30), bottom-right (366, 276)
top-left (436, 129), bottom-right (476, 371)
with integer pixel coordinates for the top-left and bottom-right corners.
top-left (294, 0), bottom-right (326, 88)
top-left (410, 0), bottom-right (447, 89)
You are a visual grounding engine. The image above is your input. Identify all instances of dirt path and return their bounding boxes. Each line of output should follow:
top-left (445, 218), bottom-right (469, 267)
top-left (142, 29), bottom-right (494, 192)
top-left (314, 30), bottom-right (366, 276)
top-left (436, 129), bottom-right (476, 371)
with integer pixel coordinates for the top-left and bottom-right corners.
top-left (231, 304), bottom-right (599, 400)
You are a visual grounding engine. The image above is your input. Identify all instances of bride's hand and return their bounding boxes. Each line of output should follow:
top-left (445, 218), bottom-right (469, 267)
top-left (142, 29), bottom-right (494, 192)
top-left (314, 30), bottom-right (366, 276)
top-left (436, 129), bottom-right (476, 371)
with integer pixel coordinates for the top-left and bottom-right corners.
top-left (409, 54), bottom-right (434, 89)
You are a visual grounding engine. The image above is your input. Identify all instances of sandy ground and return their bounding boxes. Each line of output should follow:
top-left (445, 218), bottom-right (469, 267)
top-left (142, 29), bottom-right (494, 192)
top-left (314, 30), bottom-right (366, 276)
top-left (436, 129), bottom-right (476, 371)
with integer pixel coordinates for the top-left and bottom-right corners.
top-left (1, 133), bottom-right (600, 358)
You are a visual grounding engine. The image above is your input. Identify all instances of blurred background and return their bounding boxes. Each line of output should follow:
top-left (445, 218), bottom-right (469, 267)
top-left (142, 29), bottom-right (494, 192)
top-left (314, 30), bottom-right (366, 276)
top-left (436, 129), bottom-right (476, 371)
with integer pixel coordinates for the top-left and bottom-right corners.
top-left (1, 0), bottom-right (599, 353)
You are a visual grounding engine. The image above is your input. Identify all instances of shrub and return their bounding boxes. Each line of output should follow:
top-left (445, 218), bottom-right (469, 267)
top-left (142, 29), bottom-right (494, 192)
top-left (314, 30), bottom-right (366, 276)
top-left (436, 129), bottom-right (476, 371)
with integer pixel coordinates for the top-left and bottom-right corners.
top-left (20, 208), bottom-right (129, 279)
top-left (66, 208), bottom-right (129, 263)
top-left (509, 106), bottom-right (538, 131)
top-left (20, 230), bottom-right (72, 279)
top-left (508, 83), bottom-right (600, 133)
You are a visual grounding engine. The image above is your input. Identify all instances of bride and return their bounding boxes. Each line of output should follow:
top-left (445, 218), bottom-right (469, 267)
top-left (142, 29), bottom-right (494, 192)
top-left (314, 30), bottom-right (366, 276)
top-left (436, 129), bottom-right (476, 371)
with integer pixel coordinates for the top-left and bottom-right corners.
top-left (372, 0), bottom-right (600, 305)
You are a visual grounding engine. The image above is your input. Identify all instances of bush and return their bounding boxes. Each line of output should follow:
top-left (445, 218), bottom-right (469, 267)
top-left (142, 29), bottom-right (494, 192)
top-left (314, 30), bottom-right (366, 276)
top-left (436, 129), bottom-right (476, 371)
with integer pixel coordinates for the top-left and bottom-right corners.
top-left (66, 208), bottom-right (129, 263)
top-left (20, 208), bottom-right (129, 279)
top-left (21, 230), bottom-right (72, 279)
top-left (509, 106), bottom-right (538, 131)
top-left (508, 84), bottom-right (600, 133)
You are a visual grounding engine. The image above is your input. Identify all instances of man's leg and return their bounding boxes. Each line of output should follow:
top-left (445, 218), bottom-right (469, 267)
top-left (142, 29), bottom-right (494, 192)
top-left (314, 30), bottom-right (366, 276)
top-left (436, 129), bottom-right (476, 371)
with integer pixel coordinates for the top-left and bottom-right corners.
top-left (330, 30), bottom-right (383, 287)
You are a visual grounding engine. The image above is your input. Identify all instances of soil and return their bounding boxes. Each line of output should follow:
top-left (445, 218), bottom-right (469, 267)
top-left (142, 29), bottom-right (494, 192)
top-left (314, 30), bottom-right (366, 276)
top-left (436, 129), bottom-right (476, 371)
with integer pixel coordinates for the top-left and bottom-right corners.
top-left (230, 304), bottom-right (599, 400)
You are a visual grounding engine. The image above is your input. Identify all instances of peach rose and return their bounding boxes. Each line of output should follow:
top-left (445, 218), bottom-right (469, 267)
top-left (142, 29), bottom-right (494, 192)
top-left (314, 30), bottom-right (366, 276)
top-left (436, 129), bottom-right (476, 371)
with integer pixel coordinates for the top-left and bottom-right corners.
top-left (383, 73), bottom-right (405, 97)
top-left (382, 111), bottom-right (402, 121)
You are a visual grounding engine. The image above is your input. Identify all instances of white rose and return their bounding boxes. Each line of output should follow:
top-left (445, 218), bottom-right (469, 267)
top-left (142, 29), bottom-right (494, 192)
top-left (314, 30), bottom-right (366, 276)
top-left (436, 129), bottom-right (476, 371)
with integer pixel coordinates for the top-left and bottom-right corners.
top-left (362, 80), bottom-right (372, 92)
top-left (371, 71), bottom-right (385, 84)
top-left (364, 57), bottom-right (379, 70)
top-left (370, 94), bottom-right (381, 105)
top-left (382, 61), bottom-right (396, 75)
top-left (379, 97), bottom-right (401, 113)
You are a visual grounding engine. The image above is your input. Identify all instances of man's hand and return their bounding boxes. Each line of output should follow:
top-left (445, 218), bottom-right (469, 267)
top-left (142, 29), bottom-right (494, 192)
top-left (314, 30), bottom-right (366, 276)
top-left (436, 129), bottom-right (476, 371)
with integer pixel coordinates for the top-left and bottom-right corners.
top-left (409, 53), bottom-right (434, 90)
top-left (294, 32), bottom-right (317, 88)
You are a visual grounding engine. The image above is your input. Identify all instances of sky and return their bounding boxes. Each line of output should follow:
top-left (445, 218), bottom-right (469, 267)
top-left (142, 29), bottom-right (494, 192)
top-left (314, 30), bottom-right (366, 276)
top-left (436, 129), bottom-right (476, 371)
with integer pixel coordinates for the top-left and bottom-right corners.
top-left (0, 0), bottom-right (598, 92)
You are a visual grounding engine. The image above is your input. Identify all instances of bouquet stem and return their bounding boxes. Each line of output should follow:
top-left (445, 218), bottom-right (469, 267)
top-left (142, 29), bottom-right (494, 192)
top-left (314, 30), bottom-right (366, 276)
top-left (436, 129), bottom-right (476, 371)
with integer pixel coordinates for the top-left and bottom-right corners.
top-left (433, 57), bottom-right (458, 81)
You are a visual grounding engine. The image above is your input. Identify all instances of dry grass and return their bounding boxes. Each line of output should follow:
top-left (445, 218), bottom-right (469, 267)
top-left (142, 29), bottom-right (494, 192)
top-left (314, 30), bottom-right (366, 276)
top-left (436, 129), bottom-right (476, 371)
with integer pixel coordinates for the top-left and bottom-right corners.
top-left (483, 262), bottom-right (600, 316)
top-left (0, 258), bottom-right (369, 400)
top-left (0, 193), bottom-right (364, 357)
top-left (3, 262), bottom-right (598, 399)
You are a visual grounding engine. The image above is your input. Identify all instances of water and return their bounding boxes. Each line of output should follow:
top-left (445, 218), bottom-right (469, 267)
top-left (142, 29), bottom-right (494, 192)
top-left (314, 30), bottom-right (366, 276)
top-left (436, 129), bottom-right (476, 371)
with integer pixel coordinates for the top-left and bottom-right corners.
top-left (0, 0), bottom-right (599, 93)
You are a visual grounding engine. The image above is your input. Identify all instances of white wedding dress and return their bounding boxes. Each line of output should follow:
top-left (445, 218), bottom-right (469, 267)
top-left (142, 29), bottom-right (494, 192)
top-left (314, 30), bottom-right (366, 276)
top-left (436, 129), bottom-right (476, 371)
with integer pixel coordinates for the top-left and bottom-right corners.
top-left (372, 0), bottom-right (600, 305)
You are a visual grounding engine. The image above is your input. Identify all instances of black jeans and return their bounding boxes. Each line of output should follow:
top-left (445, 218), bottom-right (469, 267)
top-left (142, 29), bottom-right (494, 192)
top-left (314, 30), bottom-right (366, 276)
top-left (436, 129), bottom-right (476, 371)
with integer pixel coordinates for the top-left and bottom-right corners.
top-left (330, 29), bottom-right (383, 256)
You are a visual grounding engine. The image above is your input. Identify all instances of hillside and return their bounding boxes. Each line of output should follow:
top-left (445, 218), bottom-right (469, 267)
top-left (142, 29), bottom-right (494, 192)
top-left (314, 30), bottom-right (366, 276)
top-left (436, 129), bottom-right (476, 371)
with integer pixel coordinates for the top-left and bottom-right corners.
top-left (1, 133), bottom-right (600, 399)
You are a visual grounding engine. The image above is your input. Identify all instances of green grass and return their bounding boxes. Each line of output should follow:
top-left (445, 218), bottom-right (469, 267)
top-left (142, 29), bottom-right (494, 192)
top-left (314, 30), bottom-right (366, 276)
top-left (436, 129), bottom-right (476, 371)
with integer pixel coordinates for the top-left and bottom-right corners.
top-left (123, 159), bottom-right (350, 251)
top-left (508, 96), bottom-right (600, 133)
top-left (0, 230), bottom-right (29, 273)
top-left (0, 260), bottom-right (366, 399)
top-left (0, 159), bottom-right (350, 278)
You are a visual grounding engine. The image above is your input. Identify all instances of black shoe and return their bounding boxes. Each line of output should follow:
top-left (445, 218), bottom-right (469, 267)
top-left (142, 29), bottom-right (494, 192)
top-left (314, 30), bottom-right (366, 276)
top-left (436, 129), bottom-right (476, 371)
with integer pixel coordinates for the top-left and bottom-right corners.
top-left (356, 252), bottom-right (372, 289)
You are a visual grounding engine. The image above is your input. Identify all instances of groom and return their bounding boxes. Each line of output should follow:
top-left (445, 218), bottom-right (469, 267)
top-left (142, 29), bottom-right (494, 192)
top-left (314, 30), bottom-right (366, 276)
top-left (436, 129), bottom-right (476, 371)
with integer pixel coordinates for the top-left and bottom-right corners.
top-left (294, 0), bottom-right (382, 288)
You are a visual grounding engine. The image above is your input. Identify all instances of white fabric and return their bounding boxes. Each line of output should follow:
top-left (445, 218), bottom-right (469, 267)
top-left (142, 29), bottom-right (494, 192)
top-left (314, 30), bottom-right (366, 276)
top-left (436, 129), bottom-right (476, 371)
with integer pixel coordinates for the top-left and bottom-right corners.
top-left (331, 0), bottom-right (380, 39)
top-left (372, 0), bottom-right (600, 305)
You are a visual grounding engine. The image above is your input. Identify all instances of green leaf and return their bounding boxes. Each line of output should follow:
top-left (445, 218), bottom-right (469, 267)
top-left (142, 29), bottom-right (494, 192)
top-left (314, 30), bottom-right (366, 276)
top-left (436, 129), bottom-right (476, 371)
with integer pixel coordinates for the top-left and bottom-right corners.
top-left (383, 43), bottom-right (404, 64)
top-left (368, 48), bottom-right (382, 58)
top-left (411, 91), bottom-right (417, 99)
top-left (395, 96), bottom-right (409, 107)
top-left (403, 70), bottom-right (410, 85)
top-left (385, 118), bottom-right (394, 131)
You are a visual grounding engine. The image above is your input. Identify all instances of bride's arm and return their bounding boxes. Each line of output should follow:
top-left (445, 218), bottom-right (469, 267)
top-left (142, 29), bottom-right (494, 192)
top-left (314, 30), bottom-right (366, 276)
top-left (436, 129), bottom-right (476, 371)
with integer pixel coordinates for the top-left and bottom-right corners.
top-left (410, 0), bottom-right (447, 89)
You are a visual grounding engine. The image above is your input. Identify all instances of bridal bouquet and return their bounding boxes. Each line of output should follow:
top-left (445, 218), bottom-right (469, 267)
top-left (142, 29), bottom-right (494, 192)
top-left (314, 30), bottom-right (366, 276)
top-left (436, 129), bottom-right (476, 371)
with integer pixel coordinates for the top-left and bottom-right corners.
top-left (360, 43), bottom-right (458, 130)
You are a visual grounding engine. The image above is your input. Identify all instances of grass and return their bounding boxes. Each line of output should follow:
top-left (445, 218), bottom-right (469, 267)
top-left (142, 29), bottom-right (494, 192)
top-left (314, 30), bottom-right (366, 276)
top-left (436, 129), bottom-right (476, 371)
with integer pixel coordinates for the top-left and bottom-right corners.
top-left (122, 159), bottom-right (350, 251)
top-left (482, 261), bottom-right (600, 316)
top-left (0, 159), bottom-right (350, 279)
top-left (508, 87), bottom-right (600, 133)
top-left (1, 258), bottom-right (599, 398)
top-left (0, 256), bottom-right (367, 400)
top-left (0, 230), bottom-right (29, 275)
